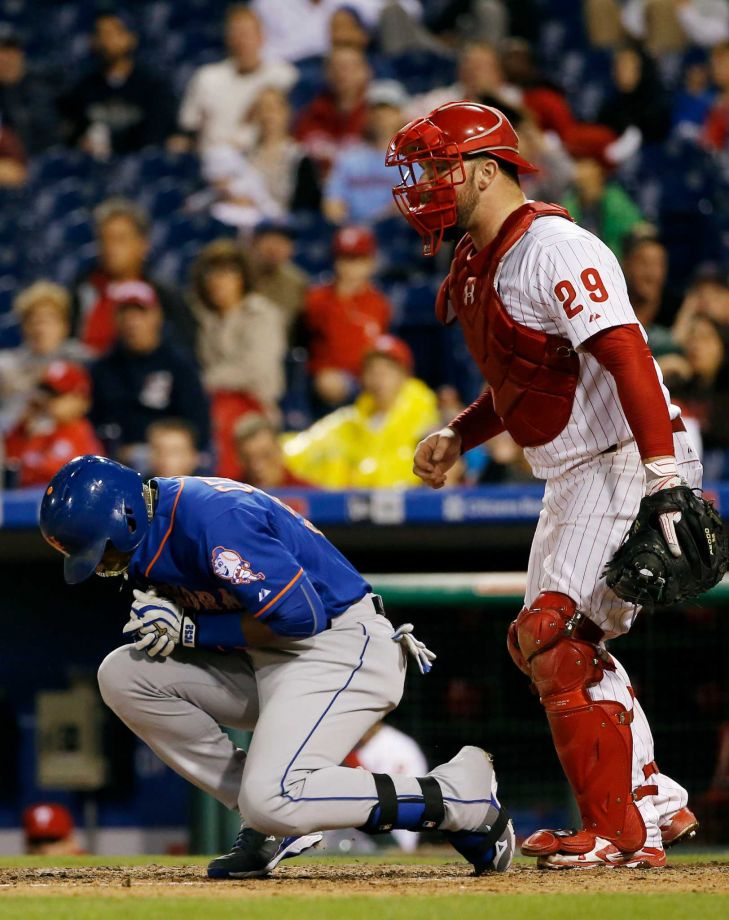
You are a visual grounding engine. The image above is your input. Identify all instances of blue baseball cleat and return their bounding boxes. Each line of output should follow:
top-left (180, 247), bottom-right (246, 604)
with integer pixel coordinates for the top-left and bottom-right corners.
top-left (207, 824), bottom-right (323, 879)
top-left (435, 747), bottom-right (515, 875)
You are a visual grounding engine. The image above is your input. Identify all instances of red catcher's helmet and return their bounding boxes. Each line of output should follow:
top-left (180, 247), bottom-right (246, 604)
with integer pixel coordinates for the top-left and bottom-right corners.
top-left (386, 101), bottom-right (538, 256)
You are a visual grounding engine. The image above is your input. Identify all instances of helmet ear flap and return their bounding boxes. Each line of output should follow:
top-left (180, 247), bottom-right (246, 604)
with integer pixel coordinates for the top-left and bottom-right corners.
top-left (124, 505), bottom-right (138, 534)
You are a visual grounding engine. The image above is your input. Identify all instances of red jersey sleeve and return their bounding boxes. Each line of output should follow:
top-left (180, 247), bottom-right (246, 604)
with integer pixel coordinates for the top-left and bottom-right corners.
top-left (584, 324), bottom-right (674, 459)
top-left (448, 388), bottom-right (506, 453)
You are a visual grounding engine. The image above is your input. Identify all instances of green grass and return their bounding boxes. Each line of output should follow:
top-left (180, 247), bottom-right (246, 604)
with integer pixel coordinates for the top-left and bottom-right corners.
top-left (0, 894), bottom-right (728, 920)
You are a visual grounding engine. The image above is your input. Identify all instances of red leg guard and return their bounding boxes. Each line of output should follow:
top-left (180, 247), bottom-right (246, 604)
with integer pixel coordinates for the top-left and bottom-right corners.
top-left (507, 617), bottom-right (530, 676)
top-left (509, 591), bottom-right (647, 853)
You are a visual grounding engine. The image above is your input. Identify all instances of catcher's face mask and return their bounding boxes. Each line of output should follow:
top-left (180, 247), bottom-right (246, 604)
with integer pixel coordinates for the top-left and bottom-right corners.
top-left (386, 102), bottom-right (538, 256)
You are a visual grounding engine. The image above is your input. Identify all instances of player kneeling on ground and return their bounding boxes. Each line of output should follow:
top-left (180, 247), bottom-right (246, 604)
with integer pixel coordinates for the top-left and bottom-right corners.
top-left (40, 455), bottom-right (514, 878)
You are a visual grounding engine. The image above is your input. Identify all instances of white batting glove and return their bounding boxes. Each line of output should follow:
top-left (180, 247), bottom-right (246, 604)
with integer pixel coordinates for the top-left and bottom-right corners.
top-left (391, 623), bottom-right (436, 675)
top-left (122, 589), bottom-right (191, 658)
top-left (644, 457), bottom-right (684, 558)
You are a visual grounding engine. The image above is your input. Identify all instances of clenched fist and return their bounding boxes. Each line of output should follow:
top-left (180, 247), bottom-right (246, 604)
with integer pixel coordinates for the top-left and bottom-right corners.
top-left (413, 427), bottom-right (462, 489)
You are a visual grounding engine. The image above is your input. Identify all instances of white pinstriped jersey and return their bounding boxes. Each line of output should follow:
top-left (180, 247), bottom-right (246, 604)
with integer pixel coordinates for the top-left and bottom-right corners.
top-left (493, 216), bottom-right (680, 479)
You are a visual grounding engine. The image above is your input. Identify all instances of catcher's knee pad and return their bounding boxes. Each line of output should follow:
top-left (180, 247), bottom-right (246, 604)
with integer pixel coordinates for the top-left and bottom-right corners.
top-left (513, 592), bottom-right (605, 701)
top-left (511, 592), bottom-right (648, 852)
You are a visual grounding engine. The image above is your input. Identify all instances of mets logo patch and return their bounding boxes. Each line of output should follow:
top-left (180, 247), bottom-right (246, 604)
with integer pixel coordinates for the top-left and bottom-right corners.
top-left (211, 546), bottom-right (266, 586)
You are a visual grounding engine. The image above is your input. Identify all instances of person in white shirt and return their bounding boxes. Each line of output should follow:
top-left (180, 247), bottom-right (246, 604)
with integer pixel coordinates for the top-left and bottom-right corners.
top-left (345, 722), bottom-right (428, 852)
top-left (585, 0), bottom-right (729, 52)
top-left (177, 5), bottom-right (297, 152)
top-left (251, 0), bottom-right (426, 63)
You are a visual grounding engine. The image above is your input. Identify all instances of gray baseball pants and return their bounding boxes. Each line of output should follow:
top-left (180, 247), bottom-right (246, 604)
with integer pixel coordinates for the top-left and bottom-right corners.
top-left (98, 594), bottom-right (458, 837)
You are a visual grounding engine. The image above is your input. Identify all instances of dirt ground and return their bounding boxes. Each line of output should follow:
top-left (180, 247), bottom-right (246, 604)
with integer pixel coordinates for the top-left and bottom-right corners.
top-left (2, 860), bottom-right (729, 898)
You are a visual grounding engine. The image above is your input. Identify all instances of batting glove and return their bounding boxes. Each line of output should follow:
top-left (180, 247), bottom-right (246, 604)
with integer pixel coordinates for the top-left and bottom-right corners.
top-left (644, 457), bottom-right (685, 558)
top-left (391, 623), bottom-right (436, 675)
top-left (122, 589), bottom-right (196, 658)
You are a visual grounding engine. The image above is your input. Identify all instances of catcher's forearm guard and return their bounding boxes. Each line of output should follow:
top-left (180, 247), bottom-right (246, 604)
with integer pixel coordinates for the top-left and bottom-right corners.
top-left (603, 486), bottom-right (729, 607)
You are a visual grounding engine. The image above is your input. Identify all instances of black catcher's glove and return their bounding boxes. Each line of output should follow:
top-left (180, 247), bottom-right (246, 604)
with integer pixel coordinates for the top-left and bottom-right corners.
top-left (604, 486), bottom-right (728, 606)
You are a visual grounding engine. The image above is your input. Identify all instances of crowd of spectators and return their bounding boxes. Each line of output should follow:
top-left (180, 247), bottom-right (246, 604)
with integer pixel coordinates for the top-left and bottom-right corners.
top-left (2, 0), bottom-right (729, 490)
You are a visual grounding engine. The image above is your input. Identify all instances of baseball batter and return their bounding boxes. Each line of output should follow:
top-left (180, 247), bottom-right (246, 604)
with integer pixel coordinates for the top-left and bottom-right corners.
top-left (39, 456), bottom-right (515, 877)
top-left (387, 102), bottom-right (705, 868)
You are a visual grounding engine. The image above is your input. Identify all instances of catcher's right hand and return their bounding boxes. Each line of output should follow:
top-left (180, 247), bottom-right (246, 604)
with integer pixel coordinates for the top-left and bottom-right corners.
top-left (413, 427), bottom-right (461, 489)
top-left (643, 456), bottom-right (685, 557)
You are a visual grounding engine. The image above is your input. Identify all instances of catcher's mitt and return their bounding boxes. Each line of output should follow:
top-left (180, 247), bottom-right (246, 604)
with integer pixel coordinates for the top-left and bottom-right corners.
top-left (604, 486), bottom-right (728, 607)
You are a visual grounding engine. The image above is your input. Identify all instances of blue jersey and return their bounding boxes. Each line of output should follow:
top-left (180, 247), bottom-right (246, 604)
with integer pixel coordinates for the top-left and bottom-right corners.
top-left (127, 477), bottom-right (370, 638)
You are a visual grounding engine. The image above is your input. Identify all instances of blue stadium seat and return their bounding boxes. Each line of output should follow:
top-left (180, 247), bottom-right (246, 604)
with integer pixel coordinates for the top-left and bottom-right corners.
top-left (0, 275), bottom-right (20, 348)
top-left (140, 179), bottom-right (188, 219)
top-left (136, 148), bottom-right (201, 185)
top-left (280, 347), bottom-right (314, 432)
top-left (289, 56), bottom-right (326, 112)
top-left (31, 178), bottom-right (92, 223)
top-left (398, 279), bottom-right (441, 326)
top-left (390, 49), bottom-right (457, 95)
top-left (28, 148), bottom-right (96, 186)
top-left (139, 0), bottom-right (174, 39)
top-left (291, 214), bottom-right (336, 277)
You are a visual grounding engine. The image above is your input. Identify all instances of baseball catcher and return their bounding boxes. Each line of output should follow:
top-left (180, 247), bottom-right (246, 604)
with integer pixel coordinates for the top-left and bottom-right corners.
top-left (388, 100), bottom-right (724, 868)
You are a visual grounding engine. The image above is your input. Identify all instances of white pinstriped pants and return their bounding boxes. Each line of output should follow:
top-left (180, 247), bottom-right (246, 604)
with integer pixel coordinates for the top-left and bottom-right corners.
top-left (525, 431), bottom-right (702, 847)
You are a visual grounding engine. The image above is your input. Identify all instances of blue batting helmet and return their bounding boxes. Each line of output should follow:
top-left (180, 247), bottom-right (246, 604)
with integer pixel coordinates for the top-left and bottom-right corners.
top-left (39, 455), bottom-right (149, 584)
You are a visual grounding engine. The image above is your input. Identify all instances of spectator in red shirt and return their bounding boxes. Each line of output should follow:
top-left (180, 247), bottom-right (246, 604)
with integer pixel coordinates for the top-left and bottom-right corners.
top-left (234, 414), bottom-right (312, 489)
top-left (703, 40), bottom-right (729, 150)
top-left (306, 225), bottom-right (391, 408)
top-left (294, 45), bottom-right (371, 175)
top-left (4, 361), bottom-right (101, 488)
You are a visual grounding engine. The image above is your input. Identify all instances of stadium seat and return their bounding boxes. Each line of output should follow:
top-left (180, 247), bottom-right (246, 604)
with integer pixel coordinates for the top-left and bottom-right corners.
top-left (390, 49), bottom-right (457, 95)
top-left (28, 149), bottom-right (96, 186)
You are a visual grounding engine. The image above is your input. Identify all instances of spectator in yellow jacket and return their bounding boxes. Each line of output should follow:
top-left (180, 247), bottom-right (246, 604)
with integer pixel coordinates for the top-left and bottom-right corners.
top-left (284, 336), bottom-right (439, 488)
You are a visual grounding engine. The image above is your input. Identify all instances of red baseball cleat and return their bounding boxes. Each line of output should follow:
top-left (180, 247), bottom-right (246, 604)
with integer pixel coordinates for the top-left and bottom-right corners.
top-left (522, 829), bottom-right (666, 870)
top-left (660, 807), bottom-right (699, 848)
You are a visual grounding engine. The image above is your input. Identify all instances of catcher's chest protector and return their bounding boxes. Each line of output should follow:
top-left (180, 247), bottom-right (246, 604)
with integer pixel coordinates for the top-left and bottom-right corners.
top-left (438, 202), bottom-right (580, 447)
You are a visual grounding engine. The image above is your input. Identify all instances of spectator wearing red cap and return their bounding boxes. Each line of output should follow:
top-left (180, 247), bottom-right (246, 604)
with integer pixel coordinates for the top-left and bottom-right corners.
top-left (284, 334), bottom-right (439, 488)
top-left (4, 361), bottom-right (101, 488)
top-left (90, 281), bottom-right (210, 466)
top-left (306, 226), bottom-right (392, 409)
top-left (22, 803), bottom-right (83, 856)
